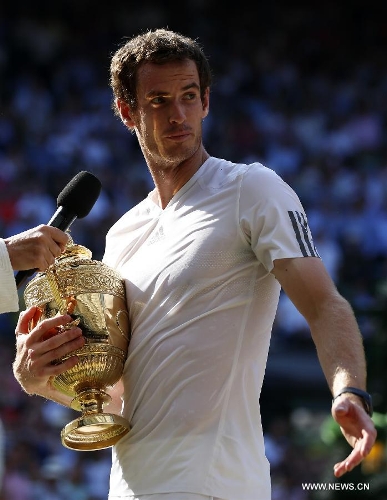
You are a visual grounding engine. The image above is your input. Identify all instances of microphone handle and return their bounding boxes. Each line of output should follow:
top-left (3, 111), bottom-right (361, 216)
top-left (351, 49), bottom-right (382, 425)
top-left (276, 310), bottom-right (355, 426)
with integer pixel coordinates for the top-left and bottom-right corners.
top-left (47, 205), bottom-right (77, 230)
top-left (15, 207), bottom-right (77, 289)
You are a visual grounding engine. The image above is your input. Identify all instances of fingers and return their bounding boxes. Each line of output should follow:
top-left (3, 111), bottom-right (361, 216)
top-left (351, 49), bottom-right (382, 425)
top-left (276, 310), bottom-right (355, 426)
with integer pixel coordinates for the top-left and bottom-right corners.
top-left (41, 226), bottom-right (70, 267)
top-left (17, 310), bottom-right (72, 338)
top-left (16, 306), bottom-right (40, 334)
top-left (333, 429), bottom-right (374, 477)
top-left (334, 454), bottom-right (355, 478)
top-left (26, 314), bottom-right (79, 346)
top-left (13, 308), bottom-right (85, 396)
top-left (28, 328), bottom-right (85, 377)
top-left (5, 224), bottom-right (69, 271)
top-left (332, 396), bottom-right (377, 477)
top-left (20, 316), bottom-right (85, 376)
top-left (17, 306), bottom-right (44, 334)
top-left (14, 333), bottom-right (85, 396)
top-left (17, 310), bottom-right (85, 367)
top-left (33, 226), bottom-right (68, 271)
top-left (44, 225), bottom-right (70, 249)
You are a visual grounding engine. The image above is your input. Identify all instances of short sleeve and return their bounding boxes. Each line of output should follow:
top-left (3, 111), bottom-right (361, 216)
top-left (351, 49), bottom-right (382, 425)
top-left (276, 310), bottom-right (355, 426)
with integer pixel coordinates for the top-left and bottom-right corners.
top-left (238, 164), bottom-right (319, 272)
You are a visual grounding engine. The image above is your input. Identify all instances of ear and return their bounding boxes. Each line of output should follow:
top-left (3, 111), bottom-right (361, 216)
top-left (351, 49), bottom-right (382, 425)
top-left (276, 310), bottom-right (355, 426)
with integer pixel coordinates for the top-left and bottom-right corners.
top-left (116, 98), bottom-right (135, 128)
top-left (201, 87), bottom-right (210, 119)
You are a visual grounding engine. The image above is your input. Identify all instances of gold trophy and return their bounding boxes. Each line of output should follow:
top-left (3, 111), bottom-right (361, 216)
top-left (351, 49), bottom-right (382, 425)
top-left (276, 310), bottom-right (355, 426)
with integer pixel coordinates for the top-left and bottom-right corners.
top-left (24, 236), bottom-right (130, 451)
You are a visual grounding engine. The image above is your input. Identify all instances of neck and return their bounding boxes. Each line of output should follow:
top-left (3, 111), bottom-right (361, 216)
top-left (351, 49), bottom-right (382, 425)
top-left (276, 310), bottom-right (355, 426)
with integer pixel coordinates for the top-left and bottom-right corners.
top-left (151, 148), bottom-right (209, 208)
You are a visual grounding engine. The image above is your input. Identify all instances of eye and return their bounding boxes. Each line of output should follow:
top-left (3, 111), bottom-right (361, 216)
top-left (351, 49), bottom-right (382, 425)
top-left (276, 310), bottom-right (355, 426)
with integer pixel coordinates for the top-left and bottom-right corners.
top-left (151, 96), bottom-right (165, 105)
top-left (183, 92), bottom-right (197, 101)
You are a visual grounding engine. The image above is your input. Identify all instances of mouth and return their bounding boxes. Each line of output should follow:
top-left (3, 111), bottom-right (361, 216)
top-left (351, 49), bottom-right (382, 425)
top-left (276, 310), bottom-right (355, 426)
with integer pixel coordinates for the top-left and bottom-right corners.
top-left (165, 129), bottom-right (192, 142)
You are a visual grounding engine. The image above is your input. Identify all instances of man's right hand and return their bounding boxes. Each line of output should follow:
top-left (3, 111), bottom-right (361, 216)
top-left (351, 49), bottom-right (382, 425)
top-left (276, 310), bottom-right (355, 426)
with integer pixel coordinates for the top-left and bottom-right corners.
top-left (13, 306), bottom-right (85, 399)
top-left (5, 225), bottom-right (69, 271)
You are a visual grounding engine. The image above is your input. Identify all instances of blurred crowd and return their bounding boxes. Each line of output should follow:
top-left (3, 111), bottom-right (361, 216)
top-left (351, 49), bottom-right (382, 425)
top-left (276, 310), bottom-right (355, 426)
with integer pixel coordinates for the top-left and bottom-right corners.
top-left (0, 1), bottom-right (387, 498)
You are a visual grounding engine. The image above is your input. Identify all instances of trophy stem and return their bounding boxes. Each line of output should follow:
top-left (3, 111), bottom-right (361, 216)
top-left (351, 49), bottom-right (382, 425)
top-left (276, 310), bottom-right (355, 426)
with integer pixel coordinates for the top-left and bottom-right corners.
top-left (72, 388), bottom-right (111, 415)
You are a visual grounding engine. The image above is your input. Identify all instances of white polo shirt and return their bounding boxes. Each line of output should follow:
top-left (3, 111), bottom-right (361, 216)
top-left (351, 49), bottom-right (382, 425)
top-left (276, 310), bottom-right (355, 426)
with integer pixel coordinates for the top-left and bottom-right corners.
top-left (103, 157), bottom-right (319, 500)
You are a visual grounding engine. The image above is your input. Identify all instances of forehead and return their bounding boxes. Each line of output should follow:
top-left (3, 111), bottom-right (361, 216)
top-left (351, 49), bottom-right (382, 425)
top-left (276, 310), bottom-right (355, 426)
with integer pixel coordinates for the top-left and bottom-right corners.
top-left (136, 59), bottom-right (200, 94)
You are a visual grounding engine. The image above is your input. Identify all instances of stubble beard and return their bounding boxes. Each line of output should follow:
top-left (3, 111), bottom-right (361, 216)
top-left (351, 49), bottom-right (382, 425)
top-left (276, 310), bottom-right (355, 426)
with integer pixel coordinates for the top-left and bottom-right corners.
top-left (144, 133), bottom-right (202, 172)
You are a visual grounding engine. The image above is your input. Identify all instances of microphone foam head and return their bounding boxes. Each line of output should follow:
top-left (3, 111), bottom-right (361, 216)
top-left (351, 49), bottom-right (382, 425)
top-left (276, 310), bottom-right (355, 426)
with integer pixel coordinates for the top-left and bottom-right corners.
top-left (57, 171), bottom-right (102, 219)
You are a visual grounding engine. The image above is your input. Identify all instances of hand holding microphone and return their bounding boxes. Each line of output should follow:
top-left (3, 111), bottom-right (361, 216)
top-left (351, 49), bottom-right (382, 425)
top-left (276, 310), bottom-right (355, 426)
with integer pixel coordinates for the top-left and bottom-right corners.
top-left (5, 225), bottom-right (70, 272)
top-left (14, 171), bottom-right (102, 289)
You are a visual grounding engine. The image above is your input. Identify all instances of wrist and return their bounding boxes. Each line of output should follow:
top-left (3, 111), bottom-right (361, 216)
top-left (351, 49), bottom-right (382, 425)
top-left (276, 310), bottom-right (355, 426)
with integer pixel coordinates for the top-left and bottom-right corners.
top-left (333, 386), bottom-right (373, 416)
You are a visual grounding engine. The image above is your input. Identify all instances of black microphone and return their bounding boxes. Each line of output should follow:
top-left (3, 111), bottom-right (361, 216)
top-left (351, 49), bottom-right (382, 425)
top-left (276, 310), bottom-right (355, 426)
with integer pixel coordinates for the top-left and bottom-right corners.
top-left (15, 171), bottom-right (102, 289)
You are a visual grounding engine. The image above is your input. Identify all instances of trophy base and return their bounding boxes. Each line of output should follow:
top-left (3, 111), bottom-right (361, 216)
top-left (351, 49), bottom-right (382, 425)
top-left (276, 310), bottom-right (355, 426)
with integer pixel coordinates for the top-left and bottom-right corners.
top-left (61, 413), bottom-right (130, 451)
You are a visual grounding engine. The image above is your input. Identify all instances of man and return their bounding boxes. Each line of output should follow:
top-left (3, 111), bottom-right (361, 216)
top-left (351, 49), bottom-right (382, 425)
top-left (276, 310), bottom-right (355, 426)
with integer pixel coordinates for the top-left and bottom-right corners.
top-left (12, 29), bottom-right (376, 500)
top-left (0, 225), bottom-right (69, 314)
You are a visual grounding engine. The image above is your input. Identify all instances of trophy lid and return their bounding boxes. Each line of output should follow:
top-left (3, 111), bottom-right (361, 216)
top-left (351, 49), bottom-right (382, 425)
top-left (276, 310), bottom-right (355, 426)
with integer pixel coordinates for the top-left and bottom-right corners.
top-left (57, 234), bottom-right (92, 263)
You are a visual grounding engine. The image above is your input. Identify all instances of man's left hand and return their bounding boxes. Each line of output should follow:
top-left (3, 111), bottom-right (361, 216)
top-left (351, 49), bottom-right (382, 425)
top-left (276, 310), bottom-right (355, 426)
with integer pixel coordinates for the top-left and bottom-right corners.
top-left (332, 395), bottom-right (377, 477)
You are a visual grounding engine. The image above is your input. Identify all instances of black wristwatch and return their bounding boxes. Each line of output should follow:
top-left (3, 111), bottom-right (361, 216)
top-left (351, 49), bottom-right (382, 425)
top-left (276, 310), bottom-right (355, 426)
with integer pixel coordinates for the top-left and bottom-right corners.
top-left (333, 386), bottom-right (373, 417)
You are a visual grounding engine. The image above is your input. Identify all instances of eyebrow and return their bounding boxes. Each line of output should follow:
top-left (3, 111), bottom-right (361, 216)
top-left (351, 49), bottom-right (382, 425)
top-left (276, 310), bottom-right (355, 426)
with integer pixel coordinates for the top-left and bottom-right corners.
top-left (145, 82), bottom-right (200, 99)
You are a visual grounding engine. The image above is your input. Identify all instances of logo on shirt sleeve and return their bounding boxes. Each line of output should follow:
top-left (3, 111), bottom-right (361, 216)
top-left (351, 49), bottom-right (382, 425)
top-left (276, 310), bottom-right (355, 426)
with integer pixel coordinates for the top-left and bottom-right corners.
top-left (288, 211), bottom-right (320, 257)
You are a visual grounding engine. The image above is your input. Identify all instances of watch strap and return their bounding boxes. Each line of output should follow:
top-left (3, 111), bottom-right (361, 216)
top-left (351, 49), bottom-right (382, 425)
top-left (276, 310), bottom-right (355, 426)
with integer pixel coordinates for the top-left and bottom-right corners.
top-left (333, 386), bottom-right (373, 416)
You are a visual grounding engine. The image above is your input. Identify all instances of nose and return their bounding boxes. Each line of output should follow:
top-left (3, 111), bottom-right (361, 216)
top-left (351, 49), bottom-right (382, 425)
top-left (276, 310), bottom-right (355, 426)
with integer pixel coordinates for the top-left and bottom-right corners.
top-left (169, 101), bottom-right (186, 124)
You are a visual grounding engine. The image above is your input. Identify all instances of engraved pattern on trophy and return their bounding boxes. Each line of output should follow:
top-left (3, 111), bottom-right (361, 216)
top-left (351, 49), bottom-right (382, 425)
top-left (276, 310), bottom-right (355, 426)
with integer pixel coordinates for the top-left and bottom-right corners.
top-left (24, 236), bottom-right (131, 451)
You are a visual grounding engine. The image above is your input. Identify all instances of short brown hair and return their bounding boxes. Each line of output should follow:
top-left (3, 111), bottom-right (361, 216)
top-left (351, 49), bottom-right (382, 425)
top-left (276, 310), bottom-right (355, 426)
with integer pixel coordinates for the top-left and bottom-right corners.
top-left (110, 28), bottom-right (212, 115)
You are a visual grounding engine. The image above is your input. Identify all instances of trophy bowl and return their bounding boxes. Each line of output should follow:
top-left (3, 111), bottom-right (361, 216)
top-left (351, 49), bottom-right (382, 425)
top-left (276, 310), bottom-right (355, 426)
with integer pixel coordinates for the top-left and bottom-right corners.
top-left (24, 236), bottom-right (131, 451)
